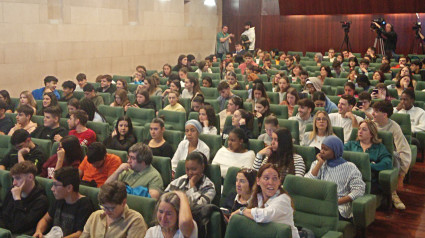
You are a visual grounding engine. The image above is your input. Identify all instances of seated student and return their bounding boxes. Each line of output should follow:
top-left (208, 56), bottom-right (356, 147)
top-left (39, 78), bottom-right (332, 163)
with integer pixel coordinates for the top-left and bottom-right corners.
top-left (239, 52), bottom-right (258, 75)
top-left (222, 168), bottom-right (257, 217)
top-left (372, 100), bottom-right (410, 210)
top-left (347, 70), bottom-right (359, 83)
top-left (329, 95), bottom-right (363, 143)
top-left (273, 74), bottom-right (290, 103)
top-left (358, 59), bottom-right (373, 75)
top-left (226, 71), bottom-right (243, 90)
top-left (163, 90), bottom-right (186, 113)
top-left (254, 97), bottom-right (271, 132)
top-left (79, 142), bottom-right (122, 187)
top-left (75, 73), bottom-right (87, 92)
top-left (32, 76), bottom-right (61, 100)
top-left (173, 55), bottom-right (193, 72)
top-left (332, 61), bottom-right (345, 78)
top-left (289, 98), bottom-right (315, 141)
top-left (394, 89), bottom-right (425, 133)
top-left (182, 76), bottom-right (201, 99)
top-left (201, 76), bottom-right (213, 88)
top-left (59, 80), bottom-right (77, 102)
top-left (81, 181), bottom-right (147, 237)
top-left (65, 98), bottom-right (79, 118)
top-left (160, 63), bottom-right (172, 78)
top-left (41, 135), bottom-right (83, 179)
top-left (305, 77), bottom-right (323, 97)
top-left (0, 129), bottom-right (46, 172)
top-left (162, 78), bottom-right (182, 99)
top-left (82, 84), bottom-right (104, 107)
top-left (312, 91), bottom-right (337, 114)
top-left (0, 90), bottom-right (15, 113)
top-left (131, 89), bottom-right (156, 111)
top-left (110, 88), bottom-right (131, 112)
top-left (17, 91), bottom-right (37, 114)
top-left (344, 120), bottom-right (392, 194)
top-left (36, 92), bottom-right (59, 116)
top-left (104, 116), bottom-right (136, 152)
top-left (0, 100), bottom-right (13, 135)
top-left (247, 84), bottom-right (269, 104)
top-left (105, 143), bottom-right (163, 199)
top-left (254, 128), bottom-right (305, 182)
top-left (305, 136), bottom-right (365, 221)
top-left (279, 87), bottom-right (299, 117)
top-left (218, 96), bottom-right (243, 133)
top-left (222, 109), bottom-right (254, 140)
top-left (97, 75), bottom-right (116, 94)
top-left (166, 151), bottom-right (215, 206)
top-left (9, 105), bottom-right (37, 135)
top-left (301, 110), bottom-right (334, 151)
top-left (63, 110), bottom-right (96, 146)
top-left (199, 105), bottom-right (218, 135)
top-left (0, 161), bottom-right (48, 235)
top-left (132, 65), bottom-right (147, 79)
top-left (195, 60), bottom-right (212, 79)
top-left (229, 163), bottom-right (299, 238)
top-left (31, 106), bottom-right (68, 142)
top-left (258, 116), bottom-right (279, 146)
top-left (139, 76), bottom-right (163, 97)
top-left (353, 92), bottom-right (373, 120)
top-left (33, 167), bottom-right (94, 238)
top-left (191, 95), bottom-right (204, 113)
top-left (79, 98), bottom-right (107, 123)
top-left (356, 75), bottom-right (372, 92)
top-left (146, 191), bottom-right (198, 238)
top-left (171, 120), bottom-right (210, 172)
top-left (217, 81), bottom-right (236, 111)
top-left (341, 82), bottom-right (357, 98)
top-left (213, 128), bottom-right (255, 178)
top-left (144, 118), bottom-right (174, 158)
top-left (116, 78), bottom-right (128, 92)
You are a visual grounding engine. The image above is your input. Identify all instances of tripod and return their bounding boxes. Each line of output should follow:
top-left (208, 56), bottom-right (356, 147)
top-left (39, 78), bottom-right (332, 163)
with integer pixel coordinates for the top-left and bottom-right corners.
top-left (339, 29), bottom-right (352, 53)
top-left (412, 31), bottom-right (425, 54)
top-left (374, 34), bottom-right (386, 57)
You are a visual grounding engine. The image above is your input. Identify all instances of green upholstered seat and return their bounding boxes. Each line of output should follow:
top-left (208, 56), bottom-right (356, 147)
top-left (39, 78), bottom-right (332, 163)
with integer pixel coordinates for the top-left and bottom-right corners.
top-left (163, 130), bottom-right (184, 152)
top-left (201, 87), bottom-right (219, 99)
top-left (126, 194), bottom-right (157, 227)
top-left (199, 134), bottom-right (222, 159)
top-left (31, 115), bottom-right (44, 126)
top-left (87, 121), bottom-right (110, 142)
top-left (0, 228), bottom-right (12, 238)
top-left (126, 107), bottom-right (155, 127)
top-left (97, 105), bottom-right (124, 126)
top-left (202, 73), bottom-right (221, 80)
top-left (97, 92), bottom-right (112, 105)
top-left (175, 160), bottom-right (221, 206)
top-left (106, 149), bottom-right (127, 162)
top-left (294, 145), bottom-right (316, 172)
top-left (79, 185), bottom-right (100, 210)
top-left (219, 166), bottom-right (240, 207)
top-left (224, 214), bottom-right (292, 238)
top-left (277, 119), bottom-right (300, 144)
top-left (231, 90), bottom-right (249, 101)
top-left (157, 110), bottom-right (187, 132)
top-left (248, 139), bottom-right (264, 154)
top-left (132, 126), bottom-right (145, 143)
top-left (188, 112), bottom-right (220, 135)
top-left (31, 138), bottom-right (52, 161)
top-left (152, 156), bottom-right (172, 188)
top-left (150, 95), bottom-right (163, 110)
top-left (0, 135), bottom-right (11, 161)
top-left (270, 104), bottom-right (289, 119)
top-left (0, 170), bottom-right (12, 202)
top-left (112, 75), bottom-right (132, 83)
top-left (267, 92), bottom-right (280, 104)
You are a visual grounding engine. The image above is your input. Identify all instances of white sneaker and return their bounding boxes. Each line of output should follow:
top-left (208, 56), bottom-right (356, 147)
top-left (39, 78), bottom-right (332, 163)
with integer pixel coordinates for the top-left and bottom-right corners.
top-left (392, 192), bottom-right (406, 210)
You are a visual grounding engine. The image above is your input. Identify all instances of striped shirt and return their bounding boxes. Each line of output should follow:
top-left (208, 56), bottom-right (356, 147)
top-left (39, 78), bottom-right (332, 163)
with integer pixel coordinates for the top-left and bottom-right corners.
top-left (253, 153), bottom-right (306, 177)
top-left (305, 160), bottom-right (365, 218)
top-left (165, 174), bottom-right (216, 207)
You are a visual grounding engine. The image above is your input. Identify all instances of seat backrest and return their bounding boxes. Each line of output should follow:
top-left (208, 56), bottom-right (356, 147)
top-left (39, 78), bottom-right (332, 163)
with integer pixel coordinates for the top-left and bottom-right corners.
top-left (390, 113), bottom-right (411, 137)
top-left (224, 214), bottom-right (292, 238)
top-left (248, 139), bottom-right (264, 154)
top-left (132, 126), bottom-right (145, 143)
top-left (342, 151), bottom-right (372, 194)
top-left (188, 112), bottom-right (220, 134)
top-left (112, 75), bottom-right (132, 83)
top-left (97, 105), bottom-right (124, 126)
top-left (87, 121), bottom-right (110, 142)
top-left (151, 156), bottom-right (172, 188)
top-left (349, 128), bottom-right (394, 154)
top-left (175, 160), bottom-right (221, 206)
top-left (267, 92), bottom-right (280, 104)
top-left (231, 90), bottom-right (248, 101)
top-left (0, 170), bottom-right (12, 202)
top-left (201, 87), bottom-right (219, 99)
top-left (157, 110), bottom-right (187, 132)
top-left (58, 101), bottom-right (69, 118)
top-left (283, 175), bottom-right (339, 237)
top-left (294, 145), bottom-right (316, 172)
top-left (204, 99), bottom-right (221, 113)
top-left (199, 134), bottom-right (222, 159)
top-left (0, 135), bottom-right (11, 161)
top-left (31, 138), bottom-right (52, 161)
top-left (332, 126), bottom-right (344, 143)
top-left (126, 194), bottom-right (157, 227)
top-left (270, 104), bottom-right (289, 119)
top-left (163, 130), bottom-right (185, 152)
top-left (31, 115), bottom-right (44, 126)
top-left (150, 95), bottom-right (163, 110)
top-left (79, 184), bottom-right (101, 210)
top-left (98, 92), bottom-right (112, 105)
top-left (106, 149), bottom-right (128, 163)
top-left (126, 107), bottom-right (155, 127)
top-left (220, 166), bottom-right (240, 207)
top-left (36, 176), bottom-right (55, 207)
top-left (277, 119), bottom-right (300, 144)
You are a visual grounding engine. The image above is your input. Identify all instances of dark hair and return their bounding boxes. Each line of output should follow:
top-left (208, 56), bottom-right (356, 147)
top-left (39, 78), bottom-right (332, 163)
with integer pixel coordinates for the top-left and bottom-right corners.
top-left (62, 80), bottom-right (76, 91)
top-left (255, 97), bottom-right (271, 117)
top-left (0, 99), bottom-right (9, 111)
top-left (79, 98), bottom-right (105, 121)
top-left (61, 135), bottom-right (84, 164)
top-left (237, 168), bottom-right (257, 191)
top-left (128, 142), bottom-right (153, 165)
top-left (395, 75), bottom-right (413, 90)
top-left (358, 92), bottom-right (372, 101)
top-left (360, 59), bottom-right (370, 65)
top-left (104, 74), bottom-right (113, 82)
top-left (43, 92), bottom-right (59, 108)
top-left (151, 117), bottom-right (165, 128)
top-left (44, 76), bottom-right (58, 85)
top-left (244, 52), bottom-right (253, 58)
top-left (83, 83), bottom-right (95, 92)
top-left (87, 142), bottom-right (107, 164)
top-left (115, 116), bottom-right (134, 138)
top-left (198, 61), bottom-right (207, 71)
top-left (170, 79), bottom-right (182, 93)
top-left (177, 55), bottom-right (187, 66)
top-left (76, 73), bottom-right (86, 82)
top-left (70, 109), bottom-right (88, 126)
top-left (312, 91), bottom-right (326, 102)
top-left (202, 76), bottom-right (213, 87)
top-left (0, 90), bottom-right (12, 106)
top-left (199, 105), bottom-right (216, 127)
top-left (99, 181), bottom-right (127, 205)
top-left (237, 109), bottom-right (254, 131)
top-left (43, 105), bottom-right (62, 119)
top-left (402, 88), bottom-right (415, 100)
top-left (230, 96), bottom-right (243, 109)
top-left (300, 70), bottom-right (309, 76)
top-left (245, 21), bottom-right (252, 27)
top-left (379, 63), bottom-right (391, 73)
top-left (187, 54), bottom-right (195, 63)
top-left (54, 167), bottom-right (80, 192)
top-left (10, 161), bottom-right (37, 176)
top-left (332, 61), bottom-right (341, 68)
top-left (11, 129), bottom-right (30, 146)
top-left (135, 89), bottom-right (150, 105)
top-left (16, 105), bottom-right (34, 119)
top-left (117, 79), bottom-right (128, 91)
top-left (267, 128), bottom-right (295, 179)
top-left (186, 151), bottom-right (208, 173)
top-left (341, 94), bottom-right (356, 107)
top-left (298, 98), bottom-right (315, 111)
top-left (136, 65), bottom-right (147, 72)
top-left (264, 115), bottom-right (279, 127)
top-left (348, 57), bottom-right (359, 66)
top-left (320, 66), bottom-right (332, 77)
top-left (373, 71), bottom-right (386, 83)
top-left (356, 75), bottom-right (371, 88)
top-left (217, 81), bottom-right (230, 91)
top-left (344, 81), bottom-right (356, 92)
top-left (229, 127), bottom-right (249, 145)
top-left (372, 100), bottom-right (393, 117)
top-left (251, 84), bottom-right (269, 101)
top-left (67, 98), bottom-right (80, 109)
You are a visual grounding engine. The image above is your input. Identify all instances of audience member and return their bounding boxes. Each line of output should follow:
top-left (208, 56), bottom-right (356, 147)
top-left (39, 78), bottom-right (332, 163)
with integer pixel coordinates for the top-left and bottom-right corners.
top-left (79, 97), bottom-right (106, 123)
top-left (280, 87), bottom-right (299, 116)
top-left (0, 100), bottom-right (14, 135)
top-left (329, 95), bottom-right (363, 142)
top-left (217, 81), bottom-right (236, 111)
top-left (32, 76), bottom-right (60, 100)
top-left (258, 115), bottom-right (279, 146)
top-left (289, 98), bottom-right (315, 140)
top-left (254, 97), bottom-right (271, 131)
top-left (144, 118), bottom-right (174, 158)
top-left (65, 110), bottom-right (96, 146)
top-left (218, 96), bottom-right (242, 133)
top-left (31, 106), bottom-right (68, 142)
top-left (131, 89), bottom-right (156, 111)
top-left (110, 88), bottom-right (131, 111)
top-left (199, 105), bottom-right (217, 135)
top-left (97, 75), bottom-right (116, 94)
top-left (353, 92), bottom-right (373, 119)
top-left (37, 92), bottom-right (59, 116)
top-left (163, 90), bottom-right (186, 113)
top-left (83, 84), bottom-right (104, 107)
top-left (59, 80), bottom-right (77, 102)
top-left (301, 110), bottom-right (334, 151)
top-left (8, 105), bottom-right (37, 135)
top-left (75, 73), bottom-right (88, 92)
top-left (222, 109), bottom-right (254, 140)
top-left (17, 91), bottom-right (37, 114)
top-left (104, 116), bottom-right (137, 152)
top-left (0, 90), bottom-right (15, 113)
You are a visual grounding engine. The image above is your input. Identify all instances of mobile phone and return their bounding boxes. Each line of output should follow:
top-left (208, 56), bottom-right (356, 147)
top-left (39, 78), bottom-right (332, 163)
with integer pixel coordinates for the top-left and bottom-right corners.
top-left (356, 101), bottom-right (363, 108)
top-left (372, 89), bottom-right (378, 94)
top-left (220, 207), bottom-right (230, 215)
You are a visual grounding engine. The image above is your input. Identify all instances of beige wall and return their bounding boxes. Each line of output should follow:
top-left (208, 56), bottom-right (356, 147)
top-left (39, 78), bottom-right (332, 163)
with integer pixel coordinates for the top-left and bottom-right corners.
top-left (0, 0), bottom-right (222, 96)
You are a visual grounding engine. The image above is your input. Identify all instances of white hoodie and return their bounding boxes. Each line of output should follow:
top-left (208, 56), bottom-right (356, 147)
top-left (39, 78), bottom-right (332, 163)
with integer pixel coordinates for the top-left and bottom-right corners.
top-left (242, 27), bottom-right (256, 50)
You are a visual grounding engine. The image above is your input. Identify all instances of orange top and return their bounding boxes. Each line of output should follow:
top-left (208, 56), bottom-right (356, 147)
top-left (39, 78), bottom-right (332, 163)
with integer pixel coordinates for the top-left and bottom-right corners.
top-left (79, 153), bottom-right (122, 187)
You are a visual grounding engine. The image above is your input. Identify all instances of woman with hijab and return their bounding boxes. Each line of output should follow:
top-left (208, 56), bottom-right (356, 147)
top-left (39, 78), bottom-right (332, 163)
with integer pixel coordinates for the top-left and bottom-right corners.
top-left (305, 136), bottom-right (365, 221)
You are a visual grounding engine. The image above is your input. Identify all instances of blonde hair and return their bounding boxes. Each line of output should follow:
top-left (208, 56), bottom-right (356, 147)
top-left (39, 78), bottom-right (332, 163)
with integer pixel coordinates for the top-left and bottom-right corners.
top-left (19, 91), bottom-right (37, 108)
top-left (357, 120), bottom-right (382, 144)
top-left (309, 110), bottom-right (333, 140)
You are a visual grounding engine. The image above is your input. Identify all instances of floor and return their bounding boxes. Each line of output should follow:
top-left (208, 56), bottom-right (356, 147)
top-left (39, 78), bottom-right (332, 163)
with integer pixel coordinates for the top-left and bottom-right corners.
top-left (366, 158), bottom-right (425, 238)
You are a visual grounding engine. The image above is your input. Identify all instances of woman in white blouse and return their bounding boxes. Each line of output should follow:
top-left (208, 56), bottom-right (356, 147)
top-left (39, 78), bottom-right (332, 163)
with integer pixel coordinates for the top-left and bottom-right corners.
top-left (146, 191), bottom-right (198, 238)
top-left (212, 128), bottom-right (255, 178)
top-left (171, 120), bottom-right (210, 173)
top-left (229, 163), bottom-right (300, 238)
top-left (198, 105), bottom-right (218, 135)
top-left (301, 110), bottom-right (334, 151)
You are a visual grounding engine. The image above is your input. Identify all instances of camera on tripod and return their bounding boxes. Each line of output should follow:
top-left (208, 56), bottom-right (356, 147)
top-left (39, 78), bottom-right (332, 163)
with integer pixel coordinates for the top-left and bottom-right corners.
top-left (413, 22), bottom-right (422, 31)
top-left (370, 18), bottom-right (386, 30)
top-left (341, 21), bottom-right (351, 31)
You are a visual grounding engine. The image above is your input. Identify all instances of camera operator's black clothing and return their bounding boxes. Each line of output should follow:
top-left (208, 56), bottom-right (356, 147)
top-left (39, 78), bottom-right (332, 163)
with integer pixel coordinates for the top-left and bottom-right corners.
top-left (382, 31), bottom-right (397, 52)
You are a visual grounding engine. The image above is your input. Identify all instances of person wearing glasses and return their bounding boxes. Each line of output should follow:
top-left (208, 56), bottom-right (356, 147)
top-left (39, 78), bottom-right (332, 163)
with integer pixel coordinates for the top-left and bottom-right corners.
top-left (301, 111), bottom-right (334, 152)
top-left (81, 181), bottom-right (147, 237)
top-left (33, 167), bottom-right (94, 238)
top-left (105, 143), bottom-right (163, 199)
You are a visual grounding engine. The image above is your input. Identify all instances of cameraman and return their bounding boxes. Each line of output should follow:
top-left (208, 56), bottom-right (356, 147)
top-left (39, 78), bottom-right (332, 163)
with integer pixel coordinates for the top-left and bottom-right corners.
top-left (373, 22), bottom-right (397, 59)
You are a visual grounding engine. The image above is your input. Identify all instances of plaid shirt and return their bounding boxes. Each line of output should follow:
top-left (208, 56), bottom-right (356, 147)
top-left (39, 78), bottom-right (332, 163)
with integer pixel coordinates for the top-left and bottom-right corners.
top-left (165, 174), bottom-right (216, 206)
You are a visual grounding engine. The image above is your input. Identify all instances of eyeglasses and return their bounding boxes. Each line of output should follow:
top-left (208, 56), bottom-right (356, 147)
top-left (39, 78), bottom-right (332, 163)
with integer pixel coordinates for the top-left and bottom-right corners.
top-left (52, 182), bottom-right (64, 187)
top-left (100, 204), bottom-right (116, 212)
top-left (316, 117), bottom-right (327, 121)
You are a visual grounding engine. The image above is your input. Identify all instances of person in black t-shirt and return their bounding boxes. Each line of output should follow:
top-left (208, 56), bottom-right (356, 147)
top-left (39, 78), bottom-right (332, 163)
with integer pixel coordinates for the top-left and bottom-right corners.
top-left (33, 167), bottom-right (94, 238)
top-left (59, 80), bottom-right (77, 102)
top-left (0, 129), bottom-right (46, 173)
top-left (0, 100), bottom-right (13, 135)
top-left (31, 106), bottom-right (68, 142)
top-left (144, 118), bottom-right (174, 159)
top-left (97, 74), bottom-right (116, 94)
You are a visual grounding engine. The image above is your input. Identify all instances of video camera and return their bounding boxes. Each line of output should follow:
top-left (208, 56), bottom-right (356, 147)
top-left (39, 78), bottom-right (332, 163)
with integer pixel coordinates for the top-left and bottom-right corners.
top-left (370, 18), bottom-right (386, 30)
top-left (341, 21), bottom-right (351, 32)
top-left (413, 22), bottom-right (422, 31)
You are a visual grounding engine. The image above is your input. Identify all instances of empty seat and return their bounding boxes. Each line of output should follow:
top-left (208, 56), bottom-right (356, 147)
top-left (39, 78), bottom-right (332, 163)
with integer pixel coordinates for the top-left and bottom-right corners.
top-left (97, 105), bottom-right (125, 126)
top-left (157, 110), bottom-right (186, 132)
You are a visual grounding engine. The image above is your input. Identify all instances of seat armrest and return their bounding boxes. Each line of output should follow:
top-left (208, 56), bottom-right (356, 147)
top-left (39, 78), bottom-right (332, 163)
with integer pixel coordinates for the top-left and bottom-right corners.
top-left (379, 168), bottom-right (399, 195)
top-left (353, 194), bottom-right (376, 228)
